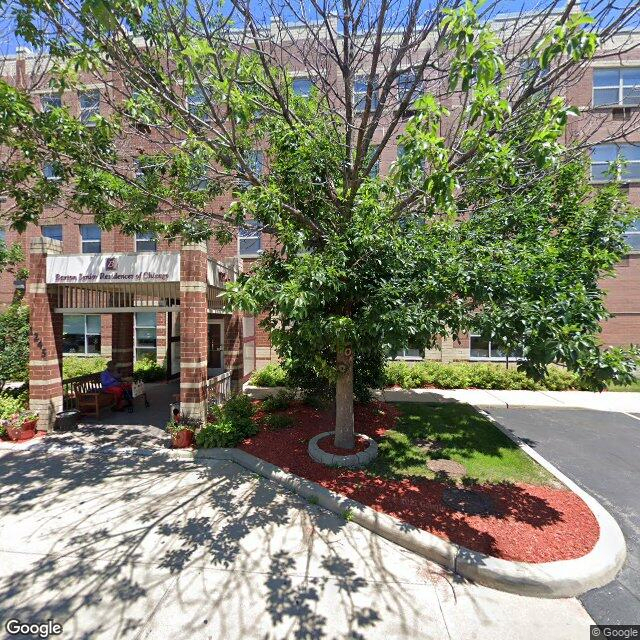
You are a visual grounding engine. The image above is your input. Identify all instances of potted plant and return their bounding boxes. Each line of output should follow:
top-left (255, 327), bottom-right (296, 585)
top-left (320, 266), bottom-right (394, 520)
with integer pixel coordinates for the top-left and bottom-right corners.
top-left (166, 416), bottom-right (199, 449)
top-left (4, 410), bottom-right (39, 442)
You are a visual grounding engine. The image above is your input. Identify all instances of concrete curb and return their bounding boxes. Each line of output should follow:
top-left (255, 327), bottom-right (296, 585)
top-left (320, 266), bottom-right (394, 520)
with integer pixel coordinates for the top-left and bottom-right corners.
top-left (307, 431), bottom-right (378, 468)
top-left (191, 446), bottom-right (625, 598)
top-left (8, 424), bottom-right (626, 598)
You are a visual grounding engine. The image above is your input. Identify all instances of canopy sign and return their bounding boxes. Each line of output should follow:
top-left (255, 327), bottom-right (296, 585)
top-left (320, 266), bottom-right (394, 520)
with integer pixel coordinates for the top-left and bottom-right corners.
top-left (46, 252), bottom-right (181, 284)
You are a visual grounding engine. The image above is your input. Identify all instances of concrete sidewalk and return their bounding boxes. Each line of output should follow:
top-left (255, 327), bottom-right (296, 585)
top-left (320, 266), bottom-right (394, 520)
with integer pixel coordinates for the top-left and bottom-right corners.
top-left (0, 447), bottom-right (594, 640)
top-left (377, 388), bottom-right (640, 413)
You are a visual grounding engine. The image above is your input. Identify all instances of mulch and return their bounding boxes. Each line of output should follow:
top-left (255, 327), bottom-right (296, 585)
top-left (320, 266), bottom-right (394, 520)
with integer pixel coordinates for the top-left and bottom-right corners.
top-left (241, 401), bottom-right (600, 563)
top-left (317, 434), bottom-right (370, 456)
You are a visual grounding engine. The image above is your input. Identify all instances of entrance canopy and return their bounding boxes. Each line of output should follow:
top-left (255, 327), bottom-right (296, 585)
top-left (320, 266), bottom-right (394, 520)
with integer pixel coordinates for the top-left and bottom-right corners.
top-left (45, 251), bottom-right (234, 313)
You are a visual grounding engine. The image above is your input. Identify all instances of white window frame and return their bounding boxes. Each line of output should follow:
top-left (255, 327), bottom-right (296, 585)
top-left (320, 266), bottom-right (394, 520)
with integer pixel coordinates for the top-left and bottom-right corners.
top-left (135, 231), bottom-right (157, 252)
top-left (591, 143), bottom-right (640, 183)
top-left (354, 75), bottom-right (378, 113)
top-left (41, 93), bottom-right (62, 112)
top-left (593, 67), bottom-right (640, 107)
top-left (624, 219), bottom-right (640, 252)
top-left (80, 224), bottom-right (101, 254)
top-left (134, 312), bottom-right (157, 361)
top-left (394, 346), bottom-right (423, 361)
top-left (79, 89), bottom-right (100, 124)
top-left (469, 335), bottom-right (523, 361)
top-left (63, 314), bottom-right (101, 355)
top-left (238, 221), bottom-right (262, 257)
top-left (41, 224), bottom-right (63, 242)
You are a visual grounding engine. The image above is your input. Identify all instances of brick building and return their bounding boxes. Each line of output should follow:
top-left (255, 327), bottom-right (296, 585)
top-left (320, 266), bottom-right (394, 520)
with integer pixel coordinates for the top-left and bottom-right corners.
top-left (0, 13), bottom-right (639, 410)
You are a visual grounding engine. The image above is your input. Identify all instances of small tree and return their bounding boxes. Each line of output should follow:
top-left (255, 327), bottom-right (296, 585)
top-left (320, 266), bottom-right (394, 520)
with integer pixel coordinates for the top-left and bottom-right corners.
top-left (3, 0), bottom-right (640, 448)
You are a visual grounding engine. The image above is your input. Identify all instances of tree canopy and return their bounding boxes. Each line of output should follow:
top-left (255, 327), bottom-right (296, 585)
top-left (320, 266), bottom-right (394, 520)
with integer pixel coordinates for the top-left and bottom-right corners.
top-left (1, 0), bottom-right (639, 446)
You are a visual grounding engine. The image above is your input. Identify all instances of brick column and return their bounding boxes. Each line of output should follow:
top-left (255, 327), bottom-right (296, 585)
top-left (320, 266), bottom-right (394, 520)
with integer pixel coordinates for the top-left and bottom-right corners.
top-left (180, 242), bottom-right (208, 420)
top-left (28, 237), bottom-right (64, 432)
top-left (111, 313), bottom-right (134, 378)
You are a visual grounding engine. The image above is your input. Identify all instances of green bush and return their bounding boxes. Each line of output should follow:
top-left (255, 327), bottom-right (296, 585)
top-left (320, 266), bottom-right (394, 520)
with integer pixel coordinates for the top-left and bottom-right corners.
top-left (383, 361), bottom-right (580, 391)
top-left (262, 413), bottom-right (294, 430)
top-left (62, 356), bottom-right (106, 379)
top-left (0, 391), bottom-right (27, 419)
top-left (0, 303), bottom-right (29, 384)
top-left (250, 363), bottom-right (288, 387)
top-left (198, 393), bottom-right (258, 449)
top-left (196, 416), bottom-right (239, 448)
top-left (261, 390), bottom-right (295, 413)
top-left (133, 357), bottom-right (166, 382)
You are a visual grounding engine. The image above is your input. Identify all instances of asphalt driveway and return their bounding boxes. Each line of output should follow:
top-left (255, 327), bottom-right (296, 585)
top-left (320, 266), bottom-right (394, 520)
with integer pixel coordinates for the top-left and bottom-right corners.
top-left (0, 444), bottom-right (593, 640)
top-left (486, 407), bottom-right (640, 626)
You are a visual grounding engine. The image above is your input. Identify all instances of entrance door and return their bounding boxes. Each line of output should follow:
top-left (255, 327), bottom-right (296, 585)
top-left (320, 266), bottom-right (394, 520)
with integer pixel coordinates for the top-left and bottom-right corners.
top-left (167, 312), bottom-right (181, 379)
top-left (207, 320), bottom-right (224, 376)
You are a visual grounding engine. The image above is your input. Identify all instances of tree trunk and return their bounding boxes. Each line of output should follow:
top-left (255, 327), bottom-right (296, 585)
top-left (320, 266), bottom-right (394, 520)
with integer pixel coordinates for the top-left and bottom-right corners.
top-left (334, 347), bottom-right (355, 449)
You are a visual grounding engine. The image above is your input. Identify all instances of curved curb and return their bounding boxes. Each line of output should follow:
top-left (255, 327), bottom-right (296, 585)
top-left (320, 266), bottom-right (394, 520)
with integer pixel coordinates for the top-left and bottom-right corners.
top-left (308, 431), bottom-right (378, 468)
top-left (11, 423), bottom-right (625, 598)
top-left (193, 439), bottom-right (626, 598)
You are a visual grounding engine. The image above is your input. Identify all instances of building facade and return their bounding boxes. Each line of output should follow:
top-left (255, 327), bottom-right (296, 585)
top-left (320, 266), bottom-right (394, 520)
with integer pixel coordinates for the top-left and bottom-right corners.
top-left (0, 16), bottom-right (639, 377)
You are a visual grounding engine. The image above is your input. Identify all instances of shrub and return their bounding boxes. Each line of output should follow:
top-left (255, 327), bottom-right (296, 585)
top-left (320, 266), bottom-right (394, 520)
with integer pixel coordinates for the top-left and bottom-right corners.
top-left (165, 416), bottom-right (200, 434)
top-left (0, 392), bottom-right (27, 420)
top-left (63, 356), bottom-right (106, 380)
top-left (196, 416), bottom-right (238, 448)
top-left (262, 413), bottom-right (295, 430)
top-left (261, 390), bottom-right (295, 413)
top-left (250, 363), bottom-right (289, 387)
top-left (382, 361), bottom-right (581, 391)
top-left (197, 393), bottom-right (258, 449)
top-left (133, 357), bottom-right (166, 382)
top-left (0, 303), bottom-right (29, 385)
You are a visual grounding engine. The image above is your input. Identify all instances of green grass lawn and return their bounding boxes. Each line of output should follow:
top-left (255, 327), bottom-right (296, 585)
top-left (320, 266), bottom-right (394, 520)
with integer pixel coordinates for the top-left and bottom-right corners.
top-left (369, 403), bottom-right (559, 487)
top-left (607, 379), bottom-right (640, 392)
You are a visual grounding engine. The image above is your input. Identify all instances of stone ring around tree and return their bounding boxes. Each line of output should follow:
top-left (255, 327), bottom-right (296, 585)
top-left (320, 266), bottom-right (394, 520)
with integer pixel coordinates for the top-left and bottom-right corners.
top-left (308, 431), bottom-right (378, 468)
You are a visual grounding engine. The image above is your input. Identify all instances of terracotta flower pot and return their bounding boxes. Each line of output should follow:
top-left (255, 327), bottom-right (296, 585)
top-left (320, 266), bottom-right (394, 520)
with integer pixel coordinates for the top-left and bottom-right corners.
top-left (6, 419), bottom-right (37, 442)
top-left (171, 429), bottom-right (194, 449)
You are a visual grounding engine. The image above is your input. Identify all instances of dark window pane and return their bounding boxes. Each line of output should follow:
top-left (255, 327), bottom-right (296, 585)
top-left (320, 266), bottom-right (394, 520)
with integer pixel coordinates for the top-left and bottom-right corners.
top-left (470, 336), bottom-right (490, 358)
top-left (593, 87), bottom-right (619, 106)
top-left (42, 225), bottom-right (63, 241)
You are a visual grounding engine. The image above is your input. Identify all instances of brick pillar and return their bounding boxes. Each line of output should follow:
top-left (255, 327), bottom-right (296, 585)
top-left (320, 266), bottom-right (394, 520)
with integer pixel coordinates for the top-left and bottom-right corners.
top-left (111, 313), bottom-right (134, 378)
top-left (180, 242), bottom-right (208, 420)
top-left (440, 337), bottom-right (454, 363)
top-left (28, 237), bottom-right (64, 432)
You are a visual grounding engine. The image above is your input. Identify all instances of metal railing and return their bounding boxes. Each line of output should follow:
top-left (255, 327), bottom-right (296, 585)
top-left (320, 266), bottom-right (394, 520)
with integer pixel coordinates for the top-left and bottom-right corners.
top-left (206, 370), bottom-right (232, 405)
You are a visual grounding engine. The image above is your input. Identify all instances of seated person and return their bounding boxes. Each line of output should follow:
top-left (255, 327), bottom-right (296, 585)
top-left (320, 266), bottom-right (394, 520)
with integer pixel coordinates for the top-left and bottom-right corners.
top-left (100, 361), bottom-right (133, 410)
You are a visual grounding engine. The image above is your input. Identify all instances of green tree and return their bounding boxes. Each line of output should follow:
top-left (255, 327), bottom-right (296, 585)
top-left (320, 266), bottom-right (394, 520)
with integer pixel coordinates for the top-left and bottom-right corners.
top-left (3, 0), bottom-right (639, 447)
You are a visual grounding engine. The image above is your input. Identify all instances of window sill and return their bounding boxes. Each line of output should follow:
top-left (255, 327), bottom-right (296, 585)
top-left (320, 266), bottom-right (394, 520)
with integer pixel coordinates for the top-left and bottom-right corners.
top-left (469, 357), bottom-right (524, 362)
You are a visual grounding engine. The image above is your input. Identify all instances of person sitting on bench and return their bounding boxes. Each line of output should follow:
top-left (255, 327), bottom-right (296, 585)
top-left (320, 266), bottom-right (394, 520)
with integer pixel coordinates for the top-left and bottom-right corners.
top-left (100, 361), bottom-right (133, 411)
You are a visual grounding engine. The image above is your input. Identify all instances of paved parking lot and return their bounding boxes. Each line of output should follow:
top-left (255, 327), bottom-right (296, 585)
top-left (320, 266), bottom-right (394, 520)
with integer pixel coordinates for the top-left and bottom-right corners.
top-left (487, 407), bottom-right (640, 626)
top-left (0, 444), bottom-right (593, 640)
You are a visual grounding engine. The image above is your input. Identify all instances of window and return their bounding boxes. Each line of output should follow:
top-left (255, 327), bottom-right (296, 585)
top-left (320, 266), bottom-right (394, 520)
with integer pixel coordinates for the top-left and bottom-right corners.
top-left (187, 86), bottom-right (211, 122)
top-left (591, 144), bottom-right (640, 182)
top-left (79, 90), bottom-right (100, 124)
top-left (366, 145), bottom-right (380, 178)
top-left (293, 77), bottom-right (313, 97)
top-left (395, 345), bottom-right (422, 359)
top-left (43, 161), bottom-right (61, 181)
top-left (135, 312), bottom-right (157, 361)
top-left (624, 219), bottom-right (640, 251)
top-left (41, 225), bottom-right (63, 242)
top-left (135, 231), bottom-right (157, 252)
top-left (246, 150), bottom-right (265, 176)
top-left (0, 228), bottom-right (5, 243)
top-left (397, 71), bottom-right (418, 102)
top-left (80, 224), bottom-right (101, 253)
top-left (470, 335), bottom-right (523, 360)
top-left (593, 67), bottom-right (640, 107)
top-left (41, 93), bottom-right (61, 111)
top-left (63, 315), bottom-right (101, 354)
top-left (354, 76), bottom-right (378, 113)
top-left (239, 220), bottom-right (261, 256)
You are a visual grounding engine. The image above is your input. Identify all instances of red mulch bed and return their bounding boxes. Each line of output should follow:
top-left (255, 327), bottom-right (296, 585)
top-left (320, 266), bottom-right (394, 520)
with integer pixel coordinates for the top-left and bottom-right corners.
top-left (317, 434), bottom-right (370, 455)
top-left (242, 401), bottom-right (599, 563)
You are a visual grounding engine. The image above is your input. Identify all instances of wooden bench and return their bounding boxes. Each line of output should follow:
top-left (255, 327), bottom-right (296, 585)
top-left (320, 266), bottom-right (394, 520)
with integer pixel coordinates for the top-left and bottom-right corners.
top-left (70, 373), bottom-right (116, 418)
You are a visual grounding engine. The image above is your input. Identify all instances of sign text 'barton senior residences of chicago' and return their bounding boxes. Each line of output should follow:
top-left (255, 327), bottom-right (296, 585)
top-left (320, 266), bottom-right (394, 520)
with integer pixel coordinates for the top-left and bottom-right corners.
top-left (44, 252), bottom-right (182, 285)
